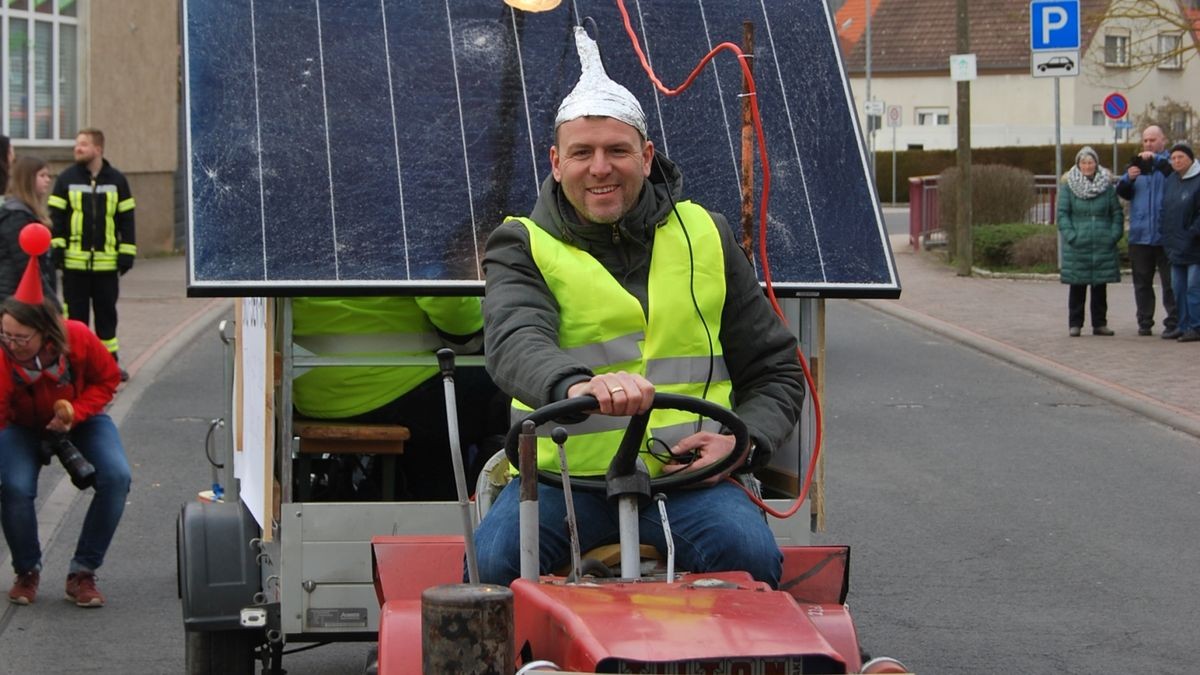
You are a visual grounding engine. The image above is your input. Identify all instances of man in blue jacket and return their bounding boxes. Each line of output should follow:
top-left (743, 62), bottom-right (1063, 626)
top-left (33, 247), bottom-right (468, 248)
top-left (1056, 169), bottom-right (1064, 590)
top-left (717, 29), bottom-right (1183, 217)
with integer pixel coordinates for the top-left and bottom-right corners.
top-left (1116, 125), bottom-right (1178, 338)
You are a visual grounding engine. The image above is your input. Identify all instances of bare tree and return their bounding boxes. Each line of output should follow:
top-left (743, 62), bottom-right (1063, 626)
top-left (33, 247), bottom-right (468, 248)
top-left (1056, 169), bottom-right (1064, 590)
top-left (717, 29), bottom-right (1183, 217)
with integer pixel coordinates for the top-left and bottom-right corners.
top-left (1133, 96), bottom-right (1198, 143)
top-left (1085, 0), bottom-right (1199, 86)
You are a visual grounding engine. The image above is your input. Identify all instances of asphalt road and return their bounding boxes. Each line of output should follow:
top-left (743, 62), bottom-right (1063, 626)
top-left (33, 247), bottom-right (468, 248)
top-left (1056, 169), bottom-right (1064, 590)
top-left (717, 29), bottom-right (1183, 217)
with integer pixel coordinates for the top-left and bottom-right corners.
top-left (881, 205), bottom-right (909, 237)
top-left (815, 301), bottom-right (1199, 674)
top-left (3, 298), bottom-right (1195, 674)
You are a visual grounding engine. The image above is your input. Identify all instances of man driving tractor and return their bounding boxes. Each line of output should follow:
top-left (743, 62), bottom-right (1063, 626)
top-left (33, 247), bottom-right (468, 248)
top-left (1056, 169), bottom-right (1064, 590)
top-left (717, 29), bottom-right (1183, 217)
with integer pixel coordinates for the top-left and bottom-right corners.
top-left (473, 27), bottom-right (804, 587)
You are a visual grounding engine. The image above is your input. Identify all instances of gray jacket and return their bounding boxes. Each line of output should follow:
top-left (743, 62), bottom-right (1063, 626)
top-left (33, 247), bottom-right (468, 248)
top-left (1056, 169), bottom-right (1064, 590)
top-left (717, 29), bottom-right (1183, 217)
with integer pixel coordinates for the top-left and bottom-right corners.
top-left (482, 154), bottom-right (804, 464)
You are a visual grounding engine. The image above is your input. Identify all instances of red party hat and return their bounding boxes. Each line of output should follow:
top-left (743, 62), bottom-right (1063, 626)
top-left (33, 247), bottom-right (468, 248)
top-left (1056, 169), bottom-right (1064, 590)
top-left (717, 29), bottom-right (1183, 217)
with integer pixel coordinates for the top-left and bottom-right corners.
top-left (14, 223), bottom-right (51, 306)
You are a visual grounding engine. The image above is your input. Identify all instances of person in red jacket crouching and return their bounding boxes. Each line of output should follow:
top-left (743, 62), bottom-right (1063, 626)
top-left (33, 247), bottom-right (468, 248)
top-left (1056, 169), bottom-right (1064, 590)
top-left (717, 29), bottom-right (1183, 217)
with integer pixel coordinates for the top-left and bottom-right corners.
top-left (1, 224), bottom-right (128, 608)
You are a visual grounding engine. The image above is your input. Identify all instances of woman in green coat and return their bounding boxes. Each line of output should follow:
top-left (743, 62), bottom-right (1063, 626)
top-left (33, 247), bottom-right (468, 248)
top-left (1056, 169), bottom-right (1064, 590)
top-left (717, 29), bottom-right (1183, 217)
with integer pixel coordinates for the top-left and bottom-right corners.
top-left (1058, 146), bottom-right (1123, 336)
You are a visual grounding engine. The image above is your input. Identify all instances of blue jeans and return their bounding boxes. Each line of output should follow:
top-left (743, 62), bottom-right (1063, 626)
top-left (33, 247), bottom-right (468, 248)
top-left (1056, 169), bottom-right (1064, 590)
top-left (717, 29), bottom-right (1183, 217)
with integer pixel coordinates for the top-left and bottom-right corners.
top-left (0, 414), bottom-right (131, 575)
top-left (473, 477), bottom-right (782, 587)
top-left (1171, 263), bottom-right (1200, 332)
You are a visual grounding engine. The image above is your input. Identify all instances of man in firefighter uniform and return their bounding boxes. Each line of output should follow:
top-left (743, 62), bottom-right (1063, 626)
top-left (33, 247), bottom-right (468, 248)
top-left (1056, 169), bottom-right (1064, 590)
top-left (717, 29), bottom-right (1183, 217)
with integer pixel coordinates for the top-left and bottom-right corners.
top-left (48, 129), bottom-right (135, 381)
top-left (474, 28), bottom-right (805, 587)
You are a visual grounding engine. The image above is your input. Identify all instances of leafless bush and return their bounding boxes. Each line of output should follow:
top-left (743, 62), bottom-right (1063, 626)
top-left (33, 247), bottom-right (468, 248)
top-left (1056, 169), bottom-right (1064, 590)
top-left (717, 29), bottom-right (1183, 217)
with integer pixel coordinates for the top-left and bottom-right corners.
top-left (939, 165), bottom-right (1037, 226)
top-left (1011, 232), bottom-right (1059, 269)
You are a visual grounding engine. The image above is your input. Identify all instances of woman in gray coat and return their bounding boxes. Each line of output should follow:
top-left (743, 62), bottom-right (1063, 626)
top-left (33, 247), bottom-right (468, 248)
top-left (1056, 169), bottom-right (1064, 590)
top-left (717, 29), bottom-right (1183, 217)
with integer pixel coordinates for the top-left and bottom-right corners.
top-left (1057, 146), bottom-right (1124, 336)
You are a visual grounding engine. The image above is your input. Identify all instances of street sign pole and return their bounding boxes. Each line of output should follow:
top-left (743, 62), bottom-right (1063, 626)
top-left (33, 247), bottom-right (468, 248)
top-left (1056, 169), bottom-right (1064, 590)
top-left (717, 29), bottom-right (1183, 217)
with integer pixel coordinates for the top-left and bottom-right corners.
top-left (1055, 78), bottom-right (1061, 180)
top-left (892, 124), bottom-right (897, 204)
top-left (1031, 0), bottom-right (1081, 181)
top-left (1113, 122), bottom-right (1119, 174)
top-left (886, 104), bottom-right (902, 204)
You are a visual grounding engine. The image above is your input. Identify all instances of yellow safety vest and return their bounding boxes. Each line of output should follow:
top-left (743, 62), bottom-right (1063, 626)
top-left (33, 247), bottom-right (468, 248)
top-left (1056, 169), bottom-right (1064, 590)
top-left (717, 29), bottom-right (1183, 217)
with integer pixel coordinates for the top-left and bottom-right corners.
top-left (292, 296), bottom-right (482, 418)
top-left (511, 200), bottom-right (733, 476)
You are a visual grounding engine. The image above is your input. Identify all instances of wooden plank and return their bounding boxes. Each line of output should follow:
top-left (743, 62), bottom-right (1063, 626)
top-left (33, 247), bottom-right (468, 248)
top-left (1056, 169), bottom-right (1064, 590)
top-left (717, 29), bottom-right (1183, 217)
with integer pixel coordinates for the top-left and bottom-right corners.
top-left (293, 421), bottom-right (411, 442)
top-left (297, 438), bottom-right (406, 456)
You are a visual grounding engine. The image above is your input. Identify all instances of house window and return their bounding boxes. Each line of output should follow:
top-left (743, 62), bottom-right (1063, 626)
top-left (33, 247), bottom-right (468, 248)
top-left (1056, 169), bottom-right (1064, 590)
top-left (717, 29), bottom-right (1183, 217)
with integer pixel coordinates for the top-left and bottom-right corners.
top-left (1104, 32), bottom-right (1129, 67)
top-left (915, 107), bottom-right (950, 126)
top-left (1170, 112), bottom-right (1188, 138)
top-left (1158, 33), bottom-right (1183, 70)
top-left (2, 0), bottom-right (80, 143)
top-left (1092, 106), bottom-right (1106, 126)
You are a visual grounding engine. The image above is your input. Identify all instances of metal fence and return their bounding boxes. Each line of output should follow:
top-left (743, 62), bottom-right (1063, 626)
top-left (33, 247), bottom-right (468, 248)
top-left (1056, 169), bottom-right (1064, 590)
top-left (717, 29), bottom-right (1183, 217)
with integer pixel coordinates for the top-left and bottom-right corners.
top-left (909, 174), bottom-right (1059, 251)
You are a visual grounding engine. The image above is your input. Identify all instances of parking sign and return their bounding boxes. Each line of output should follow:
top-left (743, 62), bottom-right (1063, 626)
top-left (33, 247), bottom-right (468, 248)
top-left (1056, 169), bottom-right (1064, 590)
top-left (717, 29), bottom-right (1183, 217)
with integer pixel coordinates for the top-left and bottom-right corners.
top-left (1030, 0), bottom-right (1080, 51)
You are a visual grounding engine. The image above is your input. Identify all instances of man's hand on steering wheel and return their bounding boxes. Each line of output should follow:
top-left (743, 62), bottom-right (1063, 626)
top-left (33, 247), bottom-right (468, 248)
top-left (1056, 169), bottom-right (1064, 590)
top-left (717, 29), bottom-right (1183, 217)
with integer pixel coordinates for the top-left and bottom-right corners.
top-left (567, 371), bottom-right (655, 417)
top-left (660, 431), bottom-right (737, 486)
top-left (506, 392), bottom-right (748, 492)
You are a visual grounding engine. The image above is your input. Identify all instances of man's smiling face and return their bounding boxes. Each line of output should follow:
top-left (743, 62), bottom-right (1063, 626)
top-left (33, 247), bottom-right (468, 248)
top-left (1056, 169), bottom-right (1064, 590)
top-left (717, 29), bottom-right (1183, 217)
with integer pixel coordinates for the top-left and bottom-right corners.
top-left (551, 116), bottom-right (653, 225)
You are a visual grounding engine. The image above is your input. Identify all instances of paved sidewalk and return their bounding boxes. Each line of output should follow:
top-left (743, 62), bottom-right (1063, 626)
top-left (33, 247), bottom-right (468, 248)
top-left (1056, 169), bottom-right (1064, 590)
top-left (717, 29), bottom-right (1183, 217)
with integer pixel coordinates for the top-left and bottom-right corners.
top-left (110, 255), bottom-right (231, 381)
top-left (862, 237), bottom-right (1200, 439)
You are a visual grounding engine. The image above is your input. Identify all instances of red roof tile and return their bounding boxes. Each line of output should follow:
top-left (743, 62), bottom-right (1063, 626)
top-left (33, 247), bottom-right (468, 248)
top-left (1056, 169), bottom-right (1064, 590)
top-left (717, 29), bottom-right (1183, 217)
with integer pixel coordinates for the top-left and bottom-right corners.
top-left (841, 0), bottom-right (1112, 74)
top-left (834, 0), bottom-right (881, 55)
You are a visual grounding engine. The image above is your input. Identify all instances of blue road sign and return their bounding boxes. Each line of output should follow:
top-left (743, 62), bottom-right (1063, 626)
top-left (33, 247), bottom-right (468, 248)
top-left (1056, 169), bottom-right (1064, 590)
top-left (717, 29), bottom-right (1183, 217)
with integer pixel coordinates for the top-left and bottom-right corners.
top-left (1103, 92), bottom-right (1129, 120)
top-left (1031, 0), bottom-right (1080, 51)
top-left (1114, 120), bottom-right (1134, 130)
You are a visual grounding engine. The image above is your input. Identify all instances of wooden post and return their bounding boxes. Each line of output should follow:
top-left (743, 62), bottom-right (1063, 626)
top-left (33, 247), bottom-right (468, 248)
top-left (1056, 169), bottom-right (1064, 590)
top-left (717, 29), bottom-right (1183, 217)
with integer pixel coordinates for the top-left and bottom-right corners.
top-left (740, 21), bottom-right (756, 258)
top-left (955, 0), bottom-right (973, 276)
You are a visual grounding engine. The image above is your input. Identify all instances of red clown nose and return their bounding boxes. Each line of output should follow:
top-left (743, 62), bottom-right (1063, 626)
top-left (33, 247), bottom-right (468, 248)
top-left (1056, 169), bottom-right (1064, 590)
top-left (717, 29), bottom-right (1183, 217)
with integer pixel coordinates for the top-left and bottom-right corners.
top-left (14, 223), bottom-right (51, 306)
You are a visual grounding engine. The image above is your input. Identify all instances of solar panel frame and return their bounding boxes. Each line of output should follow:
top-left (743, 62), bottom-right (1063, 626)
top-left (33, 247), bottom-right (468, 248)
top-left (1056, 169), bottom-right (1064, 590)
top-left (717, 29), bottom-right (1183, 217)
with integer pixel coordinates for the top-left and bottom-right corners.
top-left (184, 0), bottom-right (899, 299)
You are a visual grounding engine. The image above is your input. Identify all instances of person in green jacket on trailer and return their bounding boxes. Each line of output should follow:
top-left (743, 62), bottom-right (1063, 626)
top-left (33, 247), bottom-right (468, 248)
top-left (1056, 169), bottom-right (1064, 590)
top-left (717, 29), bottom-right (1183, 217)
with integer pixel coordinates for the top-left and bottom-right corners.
top-left (1058, 146), bottom-right (1124, 337)
top-left (291, 296), bottom-right (507, 501)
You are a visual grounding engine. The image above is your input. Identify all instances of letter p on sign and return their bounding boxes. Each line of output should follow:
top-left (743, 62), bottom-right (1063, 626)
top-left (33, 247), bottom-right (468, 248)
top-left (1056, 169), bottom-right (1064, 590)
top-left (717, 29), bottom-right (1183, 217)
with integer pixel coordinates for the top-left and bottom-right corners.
top-left (1042, 7), bottom-right (1067, 44)
top-left (1030, 0), bottom-right (1080, 51)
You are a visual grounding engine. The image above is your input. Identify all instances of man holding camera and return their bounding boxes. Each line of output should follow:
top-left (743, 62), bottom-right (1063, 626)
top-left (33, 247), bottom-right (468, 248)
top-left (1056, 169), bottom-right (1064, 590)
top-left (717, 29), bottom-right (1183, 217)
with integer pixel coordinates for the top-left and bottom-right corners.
top-left (1116, 125), bottom-right (1179, 337)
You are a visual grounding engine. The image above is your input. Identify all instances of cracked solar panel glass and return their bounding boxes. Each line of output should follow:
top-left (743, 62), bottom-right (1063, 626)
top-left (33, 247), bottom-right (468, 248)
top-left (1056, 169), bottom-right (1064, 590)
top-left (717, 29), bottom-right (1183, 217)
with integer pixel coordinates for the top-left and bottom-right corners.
top-left (184, 0), bottom-right (897, 298)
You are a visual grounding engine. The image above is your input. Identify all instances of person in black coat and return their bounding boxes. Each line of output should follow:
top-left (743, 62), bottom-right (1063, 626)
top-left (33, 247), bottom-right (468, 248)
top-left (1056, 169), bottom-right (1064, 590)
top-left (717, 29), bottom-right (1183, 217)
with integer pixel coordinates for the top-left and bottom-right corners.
top-left (0, 134), bottom-right (12, 194)
top-left (1159, 143), bottom-right (1200, 342)
top-left (0, 156), bottom-right (56, 301)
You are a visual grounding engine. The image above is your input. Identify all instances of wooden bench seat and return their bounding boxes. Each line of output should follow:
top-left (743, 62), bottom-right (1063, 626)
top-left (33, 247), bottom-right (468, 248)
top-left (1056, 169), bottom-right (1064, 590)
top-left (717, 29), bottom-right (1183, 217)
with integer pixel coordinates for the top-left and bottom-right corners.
top-left (293, 420), bottom-right (410, 455)
top-left (292, 421), bottom-right (411, 501)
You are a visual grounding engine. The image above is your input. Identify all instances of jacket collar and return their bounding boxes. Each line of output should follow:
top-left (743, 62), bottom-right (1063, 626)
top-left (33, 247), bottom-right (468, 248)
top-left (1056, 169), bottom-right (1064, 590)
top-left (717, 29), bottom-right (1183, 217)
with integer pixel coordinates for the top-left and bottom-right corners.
top-left (1, 197), bottom-right (33, 215)
top-left (1181, 160), bottom-right (1200, 181)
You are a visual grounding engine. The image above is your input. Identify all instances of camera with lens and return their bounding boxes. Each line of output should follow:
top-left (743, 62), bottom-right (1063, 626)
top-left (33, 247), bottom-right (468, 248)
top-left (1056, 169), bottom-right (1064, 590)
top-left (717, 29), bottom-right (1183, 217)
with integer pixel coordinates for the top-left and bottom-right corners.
top-left (39, 432), bottom-right (95, 490)
top-left (1128, 153), bottom-right (1154, 175)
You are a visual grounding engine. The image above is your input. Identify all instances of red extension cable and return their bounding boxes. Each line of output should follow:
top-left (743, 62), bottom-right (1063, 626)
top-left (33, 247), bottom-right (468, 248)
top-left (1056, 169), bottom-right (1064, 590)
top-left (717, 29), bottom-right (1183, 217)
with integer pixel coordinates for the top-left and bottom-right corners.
top-left (613, 0), bottom-right (823, 519)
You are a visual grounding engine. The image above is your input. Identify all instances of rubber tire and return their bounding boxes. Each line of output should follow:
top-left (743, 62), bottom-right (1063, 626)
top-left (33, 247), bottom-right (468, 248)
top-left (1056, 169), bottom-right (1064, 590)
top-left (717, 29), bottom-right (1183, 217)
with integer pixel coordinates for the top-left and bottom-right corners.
top-left (185, 630), bottom-right (257, 675)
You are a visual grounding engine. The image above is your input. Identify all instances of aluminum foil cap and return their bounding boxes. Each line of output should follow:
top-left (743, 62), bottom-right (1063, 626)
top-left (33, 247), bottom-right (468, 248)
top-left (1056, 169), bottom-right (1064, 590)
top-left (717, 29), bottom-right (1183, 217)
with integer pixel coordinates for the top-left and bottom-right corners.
top-left (555, 26), bottom-right (647, 138)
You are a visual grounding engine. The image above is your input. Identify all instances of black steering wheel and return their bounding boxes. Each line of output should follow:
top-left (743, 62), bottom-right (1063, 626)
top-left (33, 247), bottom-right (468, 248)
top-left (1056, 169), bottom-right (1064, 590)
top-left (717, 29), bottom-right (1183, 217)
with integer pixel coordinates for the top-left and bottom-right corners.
top-left (503, 392), bottom-right (750, 493)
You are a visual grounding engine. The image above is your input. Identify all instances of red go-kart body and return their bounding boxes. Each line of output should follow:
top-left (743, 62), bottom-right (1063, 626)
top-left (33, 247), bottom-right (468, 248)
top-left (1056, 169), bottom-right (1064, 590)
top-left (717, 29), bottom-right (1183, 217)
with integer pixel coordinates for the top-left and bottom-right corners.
top-left (372, 536), bottom-right (865, 674)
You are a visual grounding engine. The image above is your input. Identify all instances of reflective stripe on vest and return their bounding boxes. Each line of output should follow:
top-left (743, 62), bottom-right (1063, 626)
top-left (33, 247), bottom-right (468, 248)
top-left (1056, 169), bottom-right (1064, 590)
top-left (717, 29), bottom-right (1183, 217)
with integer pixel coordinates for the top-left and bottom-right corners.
top-left (291, 296), bottom-right (482, 419)
top-left (61, 182), bottom-right (127, 271)
top-left (294, 331), bottom-right (443, 356)
top-left (510, 200), bottom-right (732, 476)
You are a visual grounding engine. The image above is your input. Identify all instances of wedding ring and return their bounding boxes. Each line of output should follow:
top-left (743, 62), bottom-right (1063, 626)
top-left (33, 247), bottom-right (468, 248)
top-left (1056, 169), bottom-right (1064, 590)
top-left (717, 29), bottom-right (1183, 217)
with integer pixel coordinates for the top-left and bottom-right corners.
top-left (609, 386), bottom-right (625, 394)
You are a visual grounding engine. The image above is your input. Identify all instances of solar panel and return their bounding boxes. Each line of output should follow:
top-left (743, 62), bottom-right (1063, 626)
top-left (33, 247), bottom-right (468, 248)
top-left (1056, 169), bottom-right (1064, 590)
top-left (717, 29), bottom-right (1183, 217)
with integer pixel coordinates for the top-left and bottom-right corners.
top-left (184, 0), bottom-right (898, 298)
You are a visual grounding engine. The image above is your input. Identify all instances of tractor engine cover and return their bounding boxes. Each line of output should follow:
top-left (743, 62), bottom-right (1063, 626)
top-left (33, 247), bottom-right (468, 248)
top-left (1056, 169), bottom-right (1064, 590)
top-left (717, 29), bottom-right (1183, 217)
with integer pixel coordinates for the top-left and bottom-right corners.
top-left (511, 572), bottom-right (853, 673)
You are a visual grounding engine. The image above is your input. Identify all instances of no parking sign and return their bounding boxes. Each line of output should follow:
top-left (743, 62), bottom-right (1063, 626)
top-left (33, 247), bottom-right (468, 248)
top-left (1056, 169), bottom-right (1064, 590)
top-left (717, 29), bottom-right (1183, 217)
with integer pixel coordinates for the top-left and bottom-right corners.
top-left (1103, 92), bottom-right (1128, 120)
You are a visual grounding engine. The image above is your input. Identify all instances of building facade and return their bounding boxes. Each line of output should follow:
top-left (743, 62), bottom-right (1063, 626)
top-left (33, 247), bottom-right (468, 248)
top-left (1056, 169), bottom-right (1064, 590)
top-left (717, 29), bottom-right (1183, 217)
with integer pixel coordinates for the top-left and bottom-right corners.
top-left (2, 0), bottom-right (178, 256)
top-left (838, 0), bottom-right (1200, 152)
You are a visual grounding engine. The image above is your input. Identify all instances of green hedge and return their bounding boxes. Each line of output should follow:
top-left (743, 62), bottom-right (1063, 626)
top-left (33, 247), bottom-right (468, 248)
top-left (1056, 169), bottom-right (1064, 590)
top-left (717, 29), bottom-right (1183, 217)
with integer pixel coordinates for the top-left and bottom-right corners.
top-left (973, 223), bottom-right (1056, 268)
top-left (874, 142), bottom-right (1140, 203)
